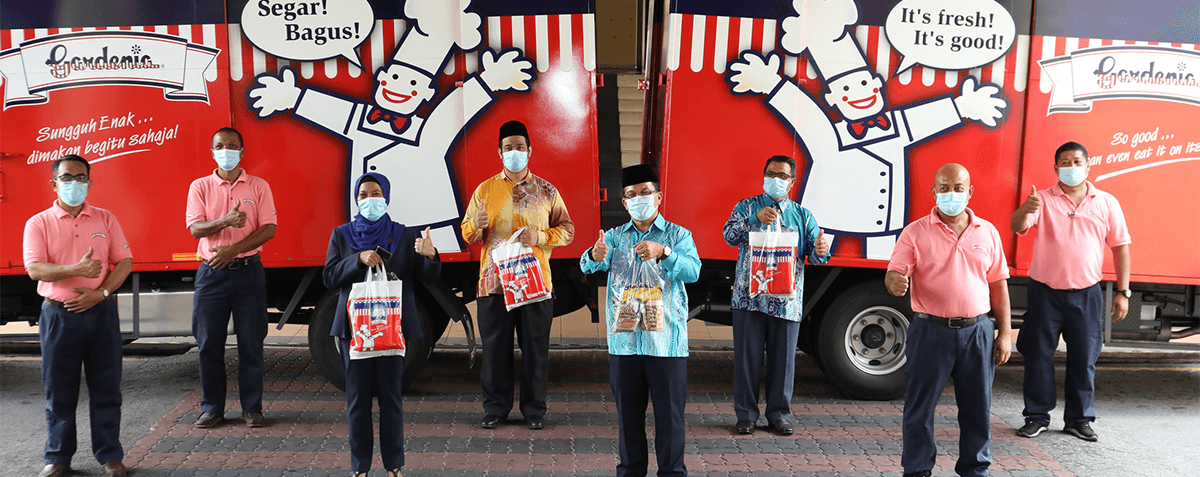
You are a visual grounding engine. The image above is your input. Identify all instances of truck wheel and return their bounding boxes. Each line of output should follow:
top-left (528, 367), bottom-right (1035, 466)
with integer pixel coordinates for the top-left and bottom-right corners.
top-left (817, 281), bottom-right (910, 400)
top-left (308, 289), bottom-right (434, 391)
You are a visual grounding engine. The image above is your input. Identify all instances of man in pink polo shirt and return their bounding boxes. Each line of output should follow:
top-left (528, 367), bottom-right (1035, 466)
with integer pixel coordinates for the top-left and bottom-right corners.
top-left (186, 127), bottom-right (277, 429)
top-left (885, 163), bottom-right (1012, 477)
top-left (1011, 141), bottom-right (1131, 442)
top-left (24, 155), bottom-right (133, 477)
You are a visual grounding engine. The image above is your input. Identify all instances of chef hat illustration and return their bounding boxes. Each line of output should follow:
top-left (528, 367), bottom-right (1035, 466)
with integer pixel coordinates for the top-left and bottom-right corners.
top-left (392, 0), bottom-right (484, 76)
top-left (779, 0), bottom-right (871, 81)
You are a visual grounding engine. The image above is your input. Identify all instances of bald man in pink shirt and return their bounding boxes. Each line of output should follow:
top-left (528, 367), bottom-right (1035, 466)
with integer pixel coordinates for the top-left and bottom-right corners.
top-left (1011, 141), bottom-right (1131, 442)
top-left (886, 163), bottom-right (1011, 477)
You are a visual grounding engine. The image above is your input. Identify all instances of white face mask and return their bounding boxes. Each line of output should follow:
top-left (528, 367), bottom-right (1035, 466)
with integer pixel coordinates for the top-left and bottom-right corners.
top-left (502, 150), bottom-right (528, 173)
top-left (625, 195), bottom-right (658, 221)
top-left (213, 149), bottom-right (241, 171)
top-left (1058, 166), bottom-right (1087, 187)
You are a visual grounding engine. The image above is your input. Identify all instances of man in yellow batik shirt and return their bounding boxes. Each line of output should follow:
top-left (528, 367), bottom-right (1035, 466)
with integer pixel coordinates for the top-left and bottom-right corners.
top-left (461, 120), bottom-right (574, 431)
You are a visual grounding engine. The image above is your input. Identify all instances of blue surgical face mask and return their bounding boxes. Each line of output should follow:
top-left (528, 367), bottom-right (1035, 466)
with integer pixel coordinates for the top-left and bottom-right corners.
top-left (357, 197), bottom-right (387, 221)
top-left (213, 149), bottom-right (241, 171)
top-left (936, 191), bottom-right (969, 217)
top-left (57, 180), bottom-right (88, 207)
top-left (625, 195), bottom-right (658, 221)
top-left (763, 177), bottom-right (791, 199)
top-left (1058, 166), bottom-right (1087, 187)
top-left (502, 150), bottom-right (528, 173)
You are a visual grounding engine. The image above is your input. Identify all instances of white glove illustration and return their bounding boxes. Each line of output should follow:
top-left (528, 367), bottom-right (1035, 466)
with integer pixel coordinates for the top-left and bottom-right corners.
top-left (478, 49), bottom-right (536, 93)
top-left (727, 51), bottom-right (783, 95)
top-left (247, 67), bottom-right (302, 118)
top-left (954, 76), bottom-right (1008, 128)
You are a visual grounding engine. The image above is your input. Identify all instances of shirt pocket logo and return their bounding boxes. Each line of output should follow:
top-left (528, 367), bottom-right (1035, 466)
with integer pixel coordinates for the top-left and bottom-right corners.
top-left (91, 233), bottom-right (107, 239)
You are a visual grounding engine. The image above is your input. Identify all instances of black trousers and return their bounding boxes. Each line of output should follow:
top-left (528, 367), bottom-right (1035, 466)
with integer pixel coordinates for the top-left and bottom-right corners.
top-left (610, 354), bottom-right (688, 477)
top-left (338, 339), bottom-right (404, 472)
top-left (477, 295), bottom-right (553, 419)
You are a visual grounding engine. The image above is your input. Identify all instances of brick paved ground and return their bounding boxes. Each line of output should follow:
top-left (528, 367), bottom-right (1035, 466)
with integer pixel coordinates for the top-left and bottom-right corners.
top-left (121, 349), bottom-right (1075, 476)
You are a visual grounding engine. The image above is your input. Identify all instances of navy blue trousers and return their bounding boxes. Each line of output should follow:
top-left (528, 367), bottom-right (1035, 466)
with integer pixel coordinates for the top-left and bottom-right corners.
top-left (1017, 280), bottom-right (1103, 427)
top-left (477, 295), bottom-right (553, 419)
top-left (192, 261), bottom-right (268, 414)
top-left (39, 299), bottom-right (124, 465)
top-left (609, 354), bottom-right (687, 477)
top-left (732, 309), bottom-right (799, 422)
top-left (902, 315), bottom-right (994, 477)
top-left (338, 339), bottom-right (405, 472)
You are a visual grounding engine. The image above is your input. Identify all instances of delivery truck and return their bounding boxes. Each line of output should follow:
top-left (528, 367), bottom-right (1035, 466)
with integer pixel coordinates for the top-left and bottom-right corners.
top-left (2, 0), bottom-right (1197, 400)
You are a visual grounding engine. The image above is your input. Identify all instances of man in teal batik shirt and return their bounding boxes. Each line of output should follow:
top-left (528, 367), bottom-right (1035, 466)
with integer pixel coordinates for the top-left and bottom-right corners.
top-left (581, 164), bottom-right (700, 477)
top-left (723, 155), bottom-right (830, 436)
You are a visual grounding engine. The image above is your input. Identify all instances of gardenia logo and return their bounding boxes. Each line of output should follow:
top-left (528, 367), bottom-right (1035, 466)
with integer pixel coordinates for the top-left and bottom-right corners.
top-left (1039, 44), bottom-right (1200, 114)
top-left (44, 43), bottom-right (161, 79)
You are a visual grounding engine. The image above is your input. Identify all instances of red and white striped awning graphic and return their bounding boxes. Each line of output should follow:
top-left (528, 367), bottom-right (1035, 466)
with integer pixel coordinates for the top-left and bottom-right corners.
top-left (1, 14), bottom-right (596, 88)
top-left (664, 14), bottom-right (1037, 91)
top-left (225, 14), bottom-right (596, 82)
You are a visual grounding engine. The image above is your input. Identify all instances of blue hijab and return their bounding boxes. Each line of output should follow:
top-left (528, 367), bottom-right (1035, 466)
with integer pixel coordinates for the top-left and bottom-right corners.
top-left (338, 173), bottom-right (405, 254)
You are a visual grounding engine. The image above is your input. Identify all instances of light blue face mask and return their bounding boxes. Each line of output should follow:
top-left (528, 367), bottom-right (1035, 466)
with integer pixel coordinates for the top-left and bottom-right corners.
top-left (1058, 166), bottom-right (1087, 187)
top-left (357, 197), bottom-right (388, 221)
top-left (213, 149), bottom-right (241, 171)
top-left (763, 177), bottom-right (791, 199)
top-left (625, 195), bottom-right (658, 221)
top-left (57, 181), bottom-right (88, 207)
top-left (936, 191), bottom-right (969, 217)
top-left (502, 150), bottom-right (528, 173)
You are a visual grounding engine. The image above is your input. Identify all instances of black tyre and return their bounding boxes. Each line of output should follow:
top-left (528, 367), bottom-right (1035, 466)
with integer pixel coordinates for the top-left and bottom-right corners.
top-left (308, 288), bottom-right (434, 391)
top-left (817, 281), bottom-right (911, 400)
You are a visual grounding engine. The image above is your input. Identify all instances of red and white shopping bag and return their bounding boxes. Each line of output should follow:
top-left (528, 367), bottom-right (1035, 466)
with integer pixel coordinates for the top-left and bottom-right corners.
top-left (748, 223), bottom-right (800, 298)
top-left (490, 227), bottom-right (552, 311)
top-left (346, 264), bottom-right (406, 360)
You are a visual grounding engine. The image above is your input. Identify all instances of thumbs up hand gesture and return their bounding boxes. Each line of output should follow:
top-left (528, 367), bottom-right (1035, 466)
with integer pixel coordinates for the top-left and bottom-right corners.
top-left (814, 230), bottom-right (830, 257)
top-left (415, 226), bottom-right (438, 259)
top-left (886, 265), bottom-right (911, 297)
top-left (224, 201), bottom-right (247, 228)
top-left (75, 247), bottom-right (103, 279)
top-left (591, 230), bottom-right (608, 262)
top-left (474, 199), bottom-right (489, 230)
top-left (1019, 185), bottom-right (1040, 215)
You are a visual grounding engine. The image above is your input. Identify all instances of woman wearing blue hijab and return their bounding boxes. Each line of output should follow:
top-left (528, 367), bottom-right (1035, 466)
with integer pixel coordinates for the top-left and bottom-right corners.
top-left (323, 173), bottom-right (440, 477)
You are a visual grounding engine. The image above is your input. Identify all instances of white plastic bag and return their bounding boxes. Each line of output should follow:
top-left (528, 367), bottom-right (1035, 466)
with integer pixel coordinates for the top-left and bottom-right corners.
top-left (490, 227), bottom-right (552, 311)
top-left (346, 263), bottom-right (406, 359)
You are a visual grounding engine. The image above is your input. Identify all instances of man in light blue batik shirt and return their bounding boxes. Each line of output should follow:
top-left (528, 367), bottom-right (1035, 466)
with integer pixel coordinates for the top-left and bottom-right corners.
top-left (723, 155), bottom-right (829, 436)
top-left (580, 164), bottom-right (701, 477)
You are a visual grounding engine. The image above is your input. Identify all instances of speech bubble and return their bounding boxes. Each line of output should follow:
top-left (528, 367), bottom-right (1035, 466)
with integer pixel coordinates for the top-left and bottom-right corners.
top-left (884, 0), bottom-right (1016, 75)
top-left (241, 0), bottom-right (374, 69)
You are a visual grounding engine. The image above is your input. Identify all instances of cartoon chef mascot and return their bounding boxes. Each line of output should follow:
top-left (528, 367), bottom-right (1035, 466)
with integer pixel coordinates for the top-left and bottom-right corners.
top-left (247, 0), bottom-right (536, 251)
top-left (727, 0), bottom-right (1008, 259)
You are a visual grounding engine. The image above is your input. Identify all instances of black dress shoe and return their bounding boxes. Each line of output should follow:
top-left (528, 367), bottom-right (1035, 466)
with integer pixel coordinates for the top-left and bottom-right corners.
top-left (526, 416), bottom-right (545, 430)
top-left (480, 414), bottom-right (503, 429)
top-left (39, 464), bottom-right (68, 477)
top-left (769, 419), bottom-right (794, 435)
top-left (735, 420), bottom-right (755, 434)
top-left (195, 412), bottom-right (224, 428)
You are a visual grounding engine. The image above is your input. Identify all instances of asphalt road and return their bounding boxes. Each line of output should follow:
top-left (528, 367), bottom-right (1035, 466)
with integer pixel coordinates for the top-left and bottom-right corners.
top-left (1, 346), bottom-right (1197, 476)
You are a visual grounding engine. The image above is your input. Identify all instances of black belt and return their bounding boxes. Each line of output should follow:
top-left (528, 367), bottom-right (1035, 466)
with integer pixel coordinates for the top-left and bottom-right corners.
top-left (915, 312), bottom-right (986, 329)
top-left (203, 254), bottom-right (260, 270)
top-left (44, 295), bottom-right (112, 309)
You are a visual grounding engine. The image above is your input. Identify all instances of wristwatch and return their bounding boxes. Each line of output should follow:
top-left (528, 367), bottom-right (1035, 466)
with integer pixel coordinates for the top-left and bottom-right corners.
top-left (662, 246), bottom-right (672, 258)
top-left (101, 288), bottom-right (110, 299)
top-left (1117, 289), bottom-right (1132, 298)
